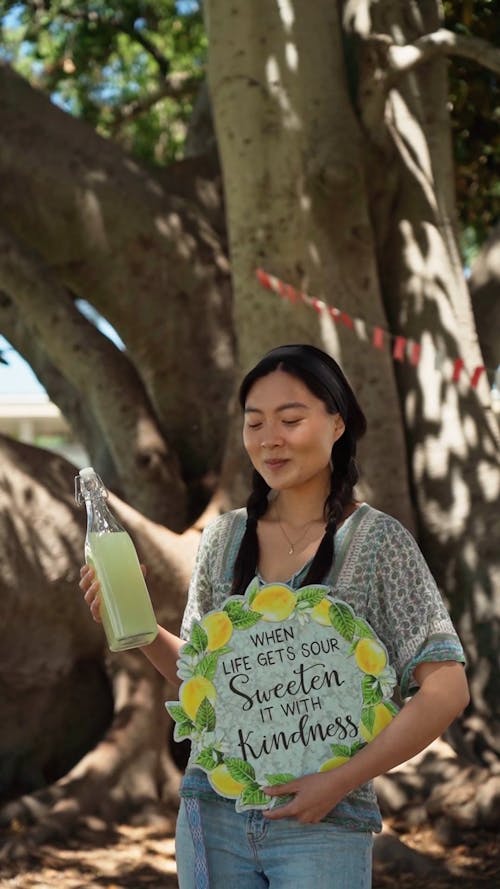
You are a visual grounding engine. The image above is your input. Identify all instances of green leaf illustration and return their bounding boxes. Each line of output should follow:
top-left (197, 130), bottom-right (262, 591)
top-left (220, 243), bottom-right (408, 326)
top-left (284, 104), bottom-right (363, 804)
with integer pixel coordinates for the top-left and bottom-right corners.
top-left (384, 700), bottom-right (400, 717)
top-left (233, 610), bottom-right (262, 629)
top-left (329, 602), bottom-right (355, 641)
top-left (353, 617), bottom-right (375, 639)
top-left (329, 744), bottom-right (352, 758)
top-left (167, 703), bottom-right (189, 724)
top-left (195, 697), bottom-right (216, 732)
top-left (295, 587), bottom-right (327, 609)
top-left (225, 758), bottom-right (256, 785)
top-left (190, 623), bottom-right (208, 653)
top-left (350, 741), bottom-right (366, 756)
top-left (361, 675), bottom-right (383, 706)
top-left (265, 772), bottom-right (296, 786)
top-left (180, 642), bottom-right (199, 657)
top-left (213, 644), bottom-right (233, 657)
top-left (361, 706), bottom-right (376, 735)
top-left (240, 785), bottom-right (269, 807)
top-left (175, 720), bottom-right (195, 739)
top-left (224, 600), bottom-right (262, 629)
top-left (196, 747), bottom-right (219, 771)
top-left (246, 577), bottom-right (260, 606)
top-left (194, 652), bottom-right (219, 680)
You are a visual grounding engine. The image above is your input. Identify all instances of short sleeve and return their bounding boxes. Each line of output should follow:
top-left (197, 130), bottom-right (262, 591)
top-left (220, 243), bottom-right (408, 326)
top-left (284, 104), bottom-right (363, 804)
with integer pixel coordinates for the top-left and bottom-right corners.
top-left (180, 526), bottom-right (214, 640)
top-left (369, 518), bottom-right (465, 698)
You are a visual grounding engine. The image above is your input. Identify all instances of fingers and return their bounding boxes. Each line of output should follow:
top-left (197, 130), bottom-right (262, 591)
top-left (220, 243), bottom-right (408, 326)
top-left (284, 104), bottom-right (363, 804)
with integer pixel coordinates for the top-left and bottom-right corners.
top-left (79, 565), bottom-right (102, 623)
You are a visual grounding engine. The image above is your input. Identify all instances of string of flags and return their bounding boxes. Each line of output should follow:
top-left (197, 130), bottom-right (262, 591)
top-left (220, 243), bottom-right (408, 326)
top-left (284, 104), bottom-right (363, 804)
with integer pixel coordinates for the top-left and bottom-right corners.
top-left (256, 268), bottom-right (499, 393)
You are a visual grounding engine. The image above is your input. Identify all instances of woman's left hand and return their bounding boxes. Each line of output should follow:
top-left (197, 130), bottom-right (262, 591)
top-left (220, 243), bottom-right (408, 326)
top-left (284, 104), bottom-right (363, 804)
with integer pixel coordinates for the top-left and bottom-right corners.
top-left (263, 770), bottom-right (347, 824)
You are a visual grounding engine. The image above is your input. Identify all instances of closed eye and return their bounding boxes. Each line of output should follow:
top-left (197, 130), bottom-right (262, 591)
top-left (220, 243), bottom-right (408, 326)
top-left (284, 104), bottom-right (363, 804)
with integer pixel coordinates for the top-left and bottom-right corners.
top-left (282, 419), bottom-right (302, 425)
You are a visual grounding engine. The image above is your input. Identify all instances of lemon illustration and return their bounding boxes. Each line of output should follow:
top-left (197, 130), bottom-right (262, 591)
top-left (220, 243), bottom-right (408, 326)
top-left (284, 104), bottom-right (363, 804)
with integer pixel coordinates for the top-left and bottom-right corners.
top-left (354, 638), bottom-right (387, 676)
top-left (311, 598), bottom-right (332, 626)
top-left (318, 754), bottom-right (349, 772)
top-left (250, 584), bottom-right (296, 621)
top-left (360, 703), bottom-right (394, 742)
top-left (208, 764), bottom-right (246, 798)
top-left (180, 676), bottom-right (216, 721)
top-left (201, 611), bottom-right (233, 651)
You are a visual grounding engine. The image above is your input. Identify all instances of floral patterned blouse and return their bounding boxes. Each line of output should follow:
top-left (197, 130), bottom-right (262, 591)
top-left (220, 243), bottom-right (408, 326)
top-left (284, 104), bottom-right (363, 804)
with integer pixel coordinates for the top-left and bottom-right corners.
top-left (177, 503), bottom-right (465, 832)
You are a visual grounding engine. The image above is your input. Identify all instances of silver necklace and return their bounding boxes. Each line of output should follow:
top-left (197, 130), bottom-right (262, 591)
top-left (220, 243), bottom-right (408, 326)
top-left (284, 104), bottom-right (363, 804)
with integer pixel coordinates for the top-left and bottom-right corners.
top-left (274, 501), bottom-right (320, 556)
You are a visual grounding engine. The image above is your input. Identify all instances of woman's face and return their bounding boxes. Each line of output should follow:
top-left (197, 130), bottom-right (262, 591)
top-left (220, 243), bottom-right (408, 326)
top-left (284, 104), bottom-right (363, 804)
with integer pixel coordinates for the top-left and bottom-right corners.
top-left (243, 369), bottom-right (345, 493)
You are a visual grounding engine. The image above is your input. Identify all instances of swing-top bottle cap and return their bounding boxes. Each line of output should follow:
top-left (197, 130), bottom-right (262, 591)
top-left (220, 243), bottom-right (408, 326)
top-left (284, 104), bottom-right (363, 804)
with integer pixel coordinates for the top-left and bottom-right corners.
top-left (75, 466), bottom-right (107, 505)
top-left (79, 466), bottom-right (97, 479)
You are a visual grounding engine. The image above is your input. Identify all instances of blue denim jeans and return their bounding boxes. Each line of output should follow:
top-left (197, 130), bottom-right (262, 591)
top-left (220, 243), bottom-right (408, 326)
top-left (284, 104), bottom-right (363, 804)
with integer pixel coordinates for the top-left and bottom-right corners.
top-left (175, 798), bottom-right (373, 888)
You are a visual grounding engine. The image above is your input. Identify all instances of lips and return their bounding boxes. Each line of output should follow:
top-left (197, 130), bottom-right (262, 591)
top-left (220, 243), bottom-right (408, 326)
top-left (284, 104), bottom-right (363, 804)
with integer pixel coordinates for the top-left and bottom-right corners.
top-left (264, 459), bottom-right (289, 469)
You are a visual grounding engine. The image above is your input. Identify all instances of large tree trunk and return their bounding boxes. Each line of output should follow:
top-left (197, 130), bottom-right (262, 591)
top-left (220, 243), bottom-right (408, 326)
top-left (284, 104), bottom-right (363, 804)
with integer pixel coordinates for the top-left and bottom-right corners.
top-left (205, 0), bottom-right (500, 823)
top-left (353, 0), bottom-right (500, 755)
top-left (206, 0), bottom-right (415, 531)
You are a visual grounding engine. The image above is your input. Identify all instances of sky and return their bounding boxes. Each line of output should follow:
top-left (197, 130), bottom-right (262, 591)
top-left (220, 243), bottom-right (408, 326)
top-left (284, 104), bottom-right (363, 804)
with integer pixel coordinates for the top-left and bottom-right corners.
top-left (0, 339), bottom-right (46, 396)
top-left (0, 304), bottom-right (123, 397)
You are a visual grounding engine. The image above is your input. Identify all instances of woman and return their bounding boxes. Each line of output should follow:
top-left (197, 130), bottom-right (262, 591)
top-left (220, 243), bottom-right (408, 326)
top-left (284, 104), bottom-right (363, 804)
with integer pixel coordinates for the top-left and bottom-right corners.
top-left (80, 343), bottom-right (469, 888)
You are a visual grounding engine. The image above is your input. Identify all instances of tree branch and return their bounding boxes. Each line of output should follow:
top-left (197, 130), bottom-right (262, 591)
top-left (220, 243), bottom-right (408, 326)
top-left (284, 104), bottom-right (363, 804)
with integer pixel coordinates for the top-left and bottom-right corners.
top-left (0, 226), bottom-right (187, 527)
top-left (0, 289), bottom-right (119, 484)
top-left (53, 6), bottom-right (171, 76)
top-left (370, 28), bottom-right (500, 80)
top-left (108, 72), bottom-right (200, 135)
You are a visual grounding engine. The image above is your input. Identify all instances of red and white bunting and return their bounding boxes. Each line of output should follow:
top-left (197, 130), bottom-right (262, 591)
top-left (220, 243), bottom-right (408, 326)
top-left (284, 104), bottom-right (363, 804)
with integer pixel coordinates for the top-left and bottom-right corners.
top-left (255, 268), bottom-right (492, 391)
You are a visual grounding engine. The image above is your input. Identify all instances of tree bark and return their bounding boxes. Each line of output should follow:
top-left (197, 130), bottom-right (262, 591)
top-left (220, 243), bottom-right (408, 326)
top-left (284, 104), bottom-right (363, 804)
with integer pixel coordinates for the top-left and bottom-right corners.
top-left (354, 0), bottom-right (500, 752)
top-left (0, 62), bottom-right (235, 501)
top-left (206, 0), bottom-right (415, 530)
top-left (0, 226), bottom-right (187, 527)
top-left (0, 436), bottom-right (198, 842)
top-left (468, 222), bottom-right (500, 380)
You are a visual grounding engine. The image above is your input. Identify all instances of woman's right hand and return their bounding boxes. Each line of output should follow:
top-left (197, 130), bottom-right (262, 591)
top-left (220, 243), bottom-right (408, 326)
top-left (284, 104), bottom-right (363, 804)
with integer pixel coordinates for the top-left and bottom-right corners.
top-left (79, 564), bottom-right (102, 623)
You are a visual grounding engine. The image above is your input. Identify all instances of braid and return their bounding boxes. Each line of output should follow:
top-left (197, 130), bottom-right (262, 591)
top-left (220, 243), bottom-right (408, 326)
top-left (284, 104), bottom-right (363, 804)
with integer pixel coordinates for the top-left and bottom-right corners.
top-left (231, 471), bottom-right (270, 595)
top-left (302, 432), bottom-right (359, 585)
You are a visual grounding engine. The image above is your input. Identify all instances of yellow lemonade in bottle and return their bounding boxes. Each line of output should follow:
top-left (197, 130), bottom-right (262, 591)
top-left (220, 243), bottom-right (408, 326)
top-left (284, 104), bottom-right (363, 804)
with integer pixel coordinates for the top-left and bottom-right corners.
top-left (87, 531), bottom-right (158, 651)
top-left (76, 466), bottom-right (158, 652)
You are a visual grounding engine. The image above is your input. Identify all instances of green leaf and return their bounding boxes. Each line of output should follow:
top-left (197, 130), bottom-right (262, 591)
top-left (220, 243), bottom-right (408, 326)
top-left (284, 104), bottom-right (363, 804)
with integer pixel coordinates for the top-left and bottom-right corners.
top-left (232, 610), bottom-right (262, 629)
top-left (240, 785), bottom-right (269, 807)
top-left (180, 643), bottom-right (199, 657)
top-left (190, 623), bottom-right (208, 653)
top-left (196, 748), bottom-right (219, 771)
top-left (213, 644), bottom-right (232, 657)
top-left (224, 600), bottom-right (263, 628)
top-left (361, 706), bottom-right (375, 735)
top-left (245, 577), bottom-right (260, 606)
top-left (265, 773), bottom-right (296, 786)
top-left (350, 741), bottom-right (366, 756)
top-left (194, 652), bottom-right (219, 680)
top-left (175, 720), bottom-right (195, 739)
top-left (296, 587), bottom-right (328, 609)
top-left (329, 744), bottom-right (352, 759)
top-left (195, 697), bottom-right (216, 732)
top-left (225, 758), bottom-right (256, 785)
top-left (329, 603), bottom-right (355, 641)
top-left (167, 703), bottom-right (190, 724)
top-left (361, 675), bottom-right (383, 706)
top-left (353, 618), bottom-right (375, 639)
top-left (384, 700), bottom-right (400, 717)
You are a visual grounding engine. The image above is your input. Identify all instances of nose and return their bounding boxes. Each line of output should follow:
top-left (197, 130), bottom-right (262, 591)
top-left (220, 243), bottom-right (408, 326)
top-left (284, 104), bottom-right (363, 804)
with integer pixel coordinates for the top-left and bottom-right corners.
top-left (260, 424), bottom-right (284, 449)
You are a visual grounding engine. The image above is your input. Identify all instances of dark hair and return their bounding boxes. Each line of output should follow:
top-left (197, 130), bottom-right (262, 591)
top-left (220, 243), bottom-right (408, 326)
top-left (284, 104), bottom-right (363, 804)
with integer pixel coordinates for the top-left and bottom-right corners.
top-left (231, 344), bottom-right (367, 595)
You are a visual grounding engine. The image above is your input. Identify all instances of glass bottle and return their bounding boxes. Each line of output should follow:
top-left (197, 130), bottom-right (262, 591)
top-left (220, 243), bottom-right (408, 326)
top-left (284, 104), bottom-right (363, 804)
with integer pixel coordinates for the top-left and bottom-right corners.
top-left (75, 466), bottom-right (158, 651)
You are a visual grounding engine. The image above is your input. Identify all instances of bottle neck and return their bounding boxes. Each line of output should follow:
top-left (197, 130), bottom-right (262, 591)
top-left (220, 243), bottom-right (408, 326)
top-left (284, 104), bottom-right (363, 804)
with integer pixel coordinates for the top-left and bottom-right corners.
top-left (84, 496), bottom-right (124, 534)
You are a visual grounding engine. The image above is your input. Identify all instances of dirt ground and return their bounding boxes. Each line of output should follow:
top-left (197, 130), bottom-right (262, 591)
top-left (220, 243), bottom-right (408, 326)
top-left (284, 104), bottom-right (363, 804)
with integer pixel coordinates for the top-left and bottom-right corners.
top-left (0, 816), bottom-right (499, 889)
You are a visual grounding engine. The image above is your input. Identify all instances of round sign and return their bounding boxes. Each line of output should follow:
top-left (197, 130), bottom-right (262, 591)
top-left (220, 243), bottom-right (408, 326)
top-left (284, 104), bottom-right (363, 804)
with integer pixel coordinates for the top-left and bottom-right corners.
top-left (166, 580), bottom-right (398, 812)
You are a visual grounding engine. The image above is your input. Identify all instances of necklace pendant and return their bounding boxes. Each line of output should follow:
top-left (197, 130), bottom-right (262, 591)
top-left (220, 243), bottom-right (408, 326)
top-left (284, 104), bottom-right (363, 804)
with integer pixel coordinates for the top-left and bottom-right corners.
top-left (288, 545), bottom-right (294, 555)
